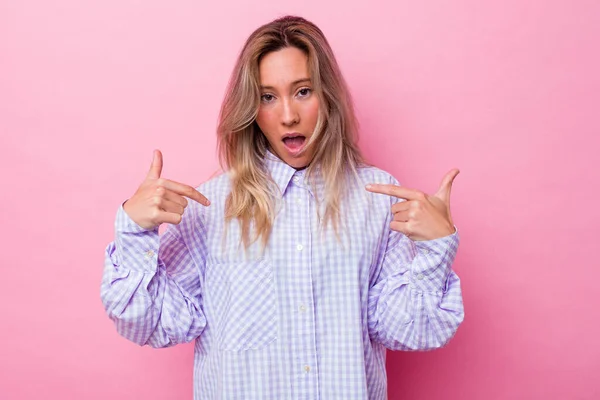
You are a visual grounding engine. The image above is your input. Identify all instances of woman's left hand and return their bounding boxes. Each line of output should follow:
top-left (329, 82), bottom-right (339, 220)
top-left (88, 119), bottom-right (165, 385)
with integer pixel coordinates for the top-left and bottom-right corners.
top-left (366, 169), bottom-right (459, 241)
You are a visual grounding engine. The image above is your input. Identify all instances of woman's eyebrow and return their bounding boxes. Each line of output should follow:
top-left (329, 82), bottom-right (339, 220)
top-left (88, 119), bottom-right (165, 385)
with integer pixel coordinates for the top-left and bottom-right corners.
top-left (260, 78), bottom-right (311, 90)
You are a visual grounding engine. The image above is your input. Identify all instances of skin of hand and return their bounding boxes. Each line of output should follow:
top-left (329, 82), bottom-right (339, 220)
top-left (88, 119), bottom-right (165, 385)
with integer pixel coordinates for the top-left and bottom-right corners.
top-left (123, 150), bottom-right (210, 230)
top-left (365, 169), bottom-right (459, 241)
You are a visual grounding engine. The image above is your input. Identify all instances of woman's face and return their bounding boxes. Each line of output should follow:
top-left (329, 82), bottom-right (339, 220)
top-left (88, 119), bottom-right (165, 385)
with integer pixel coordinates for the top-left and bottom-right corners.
top-left (256, 46), bottom-right (320, 169)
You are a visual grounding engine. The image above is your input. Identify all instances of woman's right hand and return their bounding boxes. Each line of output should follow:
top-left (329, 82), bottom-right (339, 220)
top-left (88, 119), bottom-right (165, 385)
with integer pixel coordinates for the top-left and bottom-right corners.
top-left (123, 149), bottom-right (211, 230)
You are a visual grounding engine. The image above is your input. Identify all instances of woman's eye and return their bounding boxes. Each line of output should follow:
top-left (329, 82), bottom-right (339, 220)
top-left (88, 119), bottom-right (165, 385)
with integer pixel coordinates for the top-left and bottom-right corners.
top-left (298, 88), bottom-right (311, 97)
top-left (261, 94), bottom-right (274, 103)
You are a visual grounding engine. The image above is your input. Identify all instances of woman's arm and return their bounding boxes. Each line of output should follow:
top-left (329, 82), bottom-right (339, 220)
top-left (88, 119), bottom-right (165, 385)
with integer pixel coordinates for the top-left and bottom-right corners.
top-left (367, 228), bottom-right (464, 351)
top-left (366, 171), bottom-right (464, 350)
top-left (100, 203), bottom-right (207, 348)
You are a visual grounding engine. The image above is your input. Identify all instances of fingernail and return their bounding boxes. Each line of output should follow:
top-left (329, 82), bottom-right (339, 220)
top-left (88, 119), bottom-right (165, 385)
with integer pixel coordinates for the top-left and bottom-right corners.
top-left (365, 184), bottom-right (372, 190)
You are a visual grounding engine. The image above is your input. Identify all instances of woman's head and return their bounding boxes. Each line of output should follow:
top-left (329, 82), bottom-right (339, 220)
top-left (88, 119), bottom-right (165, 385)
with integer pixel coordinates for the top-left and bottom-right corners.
top-left (218, 15), bottom-right (361, 170)
top-left (217, 15), bottom-right (365, 247)
top-left (255, 46), bottom-right (319, 169)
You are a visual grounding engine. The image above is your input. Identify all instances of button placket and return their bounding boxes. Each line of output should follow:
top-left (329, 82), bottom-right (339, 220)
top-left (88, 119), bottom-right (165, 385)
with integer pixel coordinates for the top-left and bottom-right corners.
top-left (287, 176), bottom-right (318, 395)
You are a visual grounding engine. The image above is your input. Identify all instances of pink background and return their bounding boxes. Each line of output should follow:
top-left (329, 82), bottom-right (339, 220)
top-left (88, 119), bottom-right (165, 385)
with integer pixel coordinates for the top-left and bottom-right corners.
top-left (1, 0), bottom-right (598, 399)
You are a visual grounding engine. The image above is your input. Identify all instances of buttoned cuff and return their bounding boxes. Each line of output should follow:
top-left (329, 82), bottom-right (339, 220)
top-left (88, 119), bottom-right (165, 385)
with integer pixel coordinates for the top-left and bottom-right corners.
top-left (410, 228), bottom-right (460, 294)
top-left (113, 204), bottom-right (160, 273)
top-left (115, 202), bottom-right (158, 234)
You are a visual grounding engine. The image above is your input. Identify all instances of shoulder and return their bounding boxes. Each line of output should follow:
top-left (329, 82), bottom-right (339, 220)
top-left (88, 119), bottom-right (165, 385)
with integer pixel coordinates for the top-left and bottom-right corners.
top-left (195, 170), bottom-right (231, 199)
top-left (353, 165), bottom-right (404, 210)
top-left (175, 171), bottom-right (230, 233)
top-left (356, 164), bottom-right (401, 186)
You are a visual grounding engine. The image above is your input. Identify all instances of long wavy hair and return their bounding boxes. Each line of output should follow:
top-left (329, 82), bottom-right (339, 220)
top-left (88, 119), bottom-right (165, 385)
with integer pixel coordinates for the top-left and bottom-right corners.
top-left (217, 15), bottom-right (365, 249)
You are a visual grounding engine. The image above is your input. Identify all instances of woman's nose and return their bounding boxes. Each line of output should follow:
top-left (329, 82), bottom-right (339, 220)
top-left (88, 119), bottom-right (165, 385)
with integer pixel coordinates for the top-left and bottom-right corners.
top-left (281, 98), bottom-right (299, 126)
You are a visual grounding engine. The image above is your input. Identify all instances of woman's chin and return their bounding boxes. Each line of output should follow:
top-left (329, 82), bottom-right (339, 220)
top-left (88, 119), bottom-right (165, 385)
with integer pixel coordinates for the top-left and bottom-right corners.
top-left (271, 144), bottom-right (314, 169)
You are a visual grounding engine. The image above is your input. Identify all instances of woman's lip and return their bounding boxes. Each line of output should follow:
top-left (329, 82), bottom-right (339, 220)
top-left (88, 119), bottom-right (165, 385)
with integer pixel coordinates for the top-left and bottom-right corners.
top-left (282, 132), bottom-right (305, 140)
top-left (284, 146), bottom-right (304, 156)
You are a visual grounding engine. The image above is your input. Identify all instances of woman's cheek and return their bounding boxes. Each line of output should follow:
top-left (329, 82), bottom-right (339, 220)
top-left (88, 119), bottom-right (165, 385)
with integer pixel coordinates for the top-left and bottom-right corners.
top-left (256, 109), bottom-right (275, 133)
top-left (305, 98), bottom-right (320, 125)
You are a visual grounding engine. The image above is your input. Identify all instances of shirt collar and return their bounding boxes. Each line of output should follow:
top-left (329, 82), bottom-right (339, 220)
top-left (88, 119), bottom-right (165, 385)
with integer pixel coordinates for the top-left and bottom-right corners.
top-left (264, 150), bottom-right (299, 197)
top-left (264, 150), bottom-right (326, 200)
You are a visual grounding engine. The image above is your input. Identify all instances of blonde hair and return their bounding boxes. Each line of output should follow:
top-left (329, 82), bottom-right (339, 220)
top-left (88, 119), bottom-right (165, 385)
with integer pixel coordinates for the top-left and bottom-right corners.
top-left (217, 15), bottom-right (365, 248)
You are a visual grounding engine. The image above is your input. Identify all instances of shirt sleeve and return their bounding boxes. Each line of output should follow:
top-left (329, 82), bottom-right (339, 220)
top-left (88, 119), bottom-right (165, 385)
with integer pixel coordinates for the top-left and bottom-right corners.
top-left (100, 203), bottom-right (207, 348)
top-left (367, 182), bottom-right (464, 351)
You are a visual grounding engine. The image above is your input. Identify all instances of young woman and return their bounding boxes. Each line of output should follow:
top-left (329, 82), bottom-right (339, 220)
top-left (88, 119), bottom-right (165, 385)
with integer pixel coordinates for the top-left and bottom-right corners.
top-left (101, 15), bottom-right (464, 399)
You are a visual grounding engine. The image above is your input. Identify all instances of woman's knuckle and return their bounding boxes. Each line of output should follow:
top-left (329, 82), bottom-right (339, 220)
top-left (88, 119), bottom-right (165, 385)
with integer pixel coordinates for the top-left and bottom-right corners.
top-left (150, 208), bottom-right (160, 221)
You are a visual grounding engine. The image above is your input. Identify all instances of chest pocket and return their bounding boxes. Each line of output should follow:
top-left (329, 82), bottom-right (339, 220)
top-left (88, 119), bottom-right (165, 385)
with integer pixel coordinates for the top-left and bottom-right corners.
top-left (206, 258), bottom-right (278, 351)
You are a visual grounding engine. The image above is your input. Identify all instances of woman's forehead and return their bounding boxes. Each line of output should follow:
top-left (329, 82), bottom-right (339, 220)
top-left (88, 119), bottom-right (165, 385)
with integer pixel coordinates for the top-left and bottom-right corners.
top-left (259, 47), bottom-right (310, 89)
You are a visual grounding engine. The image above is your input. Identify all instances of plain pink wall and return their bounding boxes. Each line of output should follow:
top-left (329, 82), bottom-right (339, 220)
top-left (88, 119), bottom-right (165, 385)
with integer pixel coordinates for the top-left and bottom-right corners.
top-left (1, 0), bottom-right (598, 399)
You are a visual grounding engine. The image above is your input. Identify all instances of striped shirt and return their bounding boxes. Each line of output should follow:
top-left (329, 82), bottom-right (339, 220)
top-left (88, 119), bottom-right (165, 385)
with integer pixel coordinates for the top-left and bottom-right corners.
top-left (101, 151), bottom-right (464, 399)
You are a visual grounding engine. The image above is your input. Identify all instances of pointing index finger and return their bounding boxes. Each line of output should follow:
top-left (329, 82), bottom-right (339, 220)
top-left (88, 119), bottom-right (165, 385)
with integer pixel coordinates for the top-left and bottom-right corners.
top-left (365, 183), bottom-right (421, 201)
top-left (160, 179), bottom-right (210, 206)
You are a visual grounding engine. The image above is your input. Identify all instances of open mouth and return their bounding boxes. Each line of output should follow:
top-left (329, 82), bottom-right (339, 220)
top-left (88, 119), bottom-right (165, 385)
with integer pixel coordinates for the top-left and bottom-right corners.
top-left (282, 135), bottom-right (306, 153)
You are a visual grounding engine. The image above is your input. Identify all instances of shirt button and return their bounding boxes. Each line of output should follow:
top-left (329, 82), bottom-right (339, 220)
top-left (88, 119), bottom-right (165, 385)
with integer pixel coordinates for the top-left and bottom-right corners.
top-left (422, 248), bottom-right (430, 255)
top-left (296, 197), bottom-right (302, 204)
top-left (303, 365), bottom-right (311, 373)
top-left (145, 250), bottom-right (155, 258)
top-left (299, 304), bottom-right (306, 312)
top-left (293, 176), bottom-right (300, 184)
top-left (296, 244), bottom-right (304, 251)
top-left (417, 273), bottom-right (424, 280)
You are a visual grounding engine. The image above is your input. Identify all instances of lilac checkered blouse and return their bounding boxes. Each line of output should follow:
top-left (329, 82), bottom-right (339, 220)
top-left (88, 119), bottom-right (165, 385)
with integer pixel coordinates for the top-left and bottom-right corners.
top-left (101, 152), bottom-right (464, 399)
